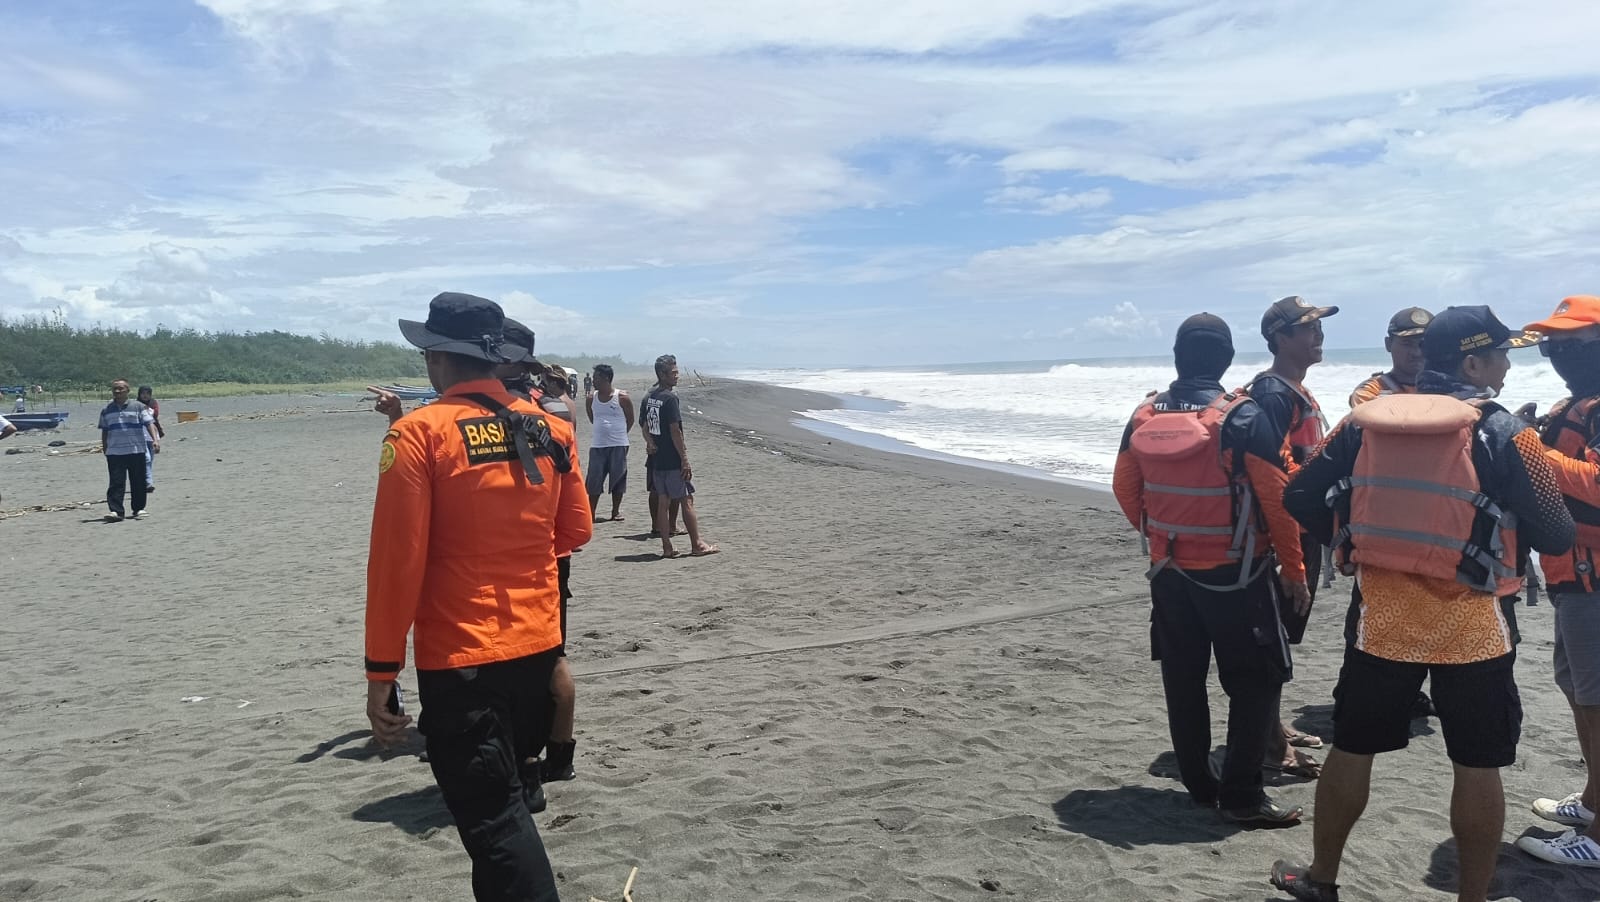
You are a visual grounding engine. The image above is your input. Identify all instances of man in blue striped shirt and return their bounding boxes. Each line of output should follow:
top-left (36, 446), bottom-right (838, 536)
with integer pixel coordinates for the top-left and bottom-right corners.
top-left (99, 380), bottom-right (160, 521)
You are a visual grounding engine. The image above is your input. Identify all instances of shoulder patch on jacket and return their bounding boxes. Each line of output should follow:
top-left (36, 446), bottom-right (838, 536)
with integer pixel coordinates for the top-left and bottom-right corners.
top-left (379, 440), bottom-right (397, 474)
top-left (458, 416), bottom-right (518, 465)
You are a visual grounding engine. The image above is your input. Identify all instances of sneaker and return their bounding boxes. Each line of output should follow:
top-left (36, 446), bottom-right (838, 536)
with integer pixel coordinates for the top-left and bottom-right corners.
top-left (541, 740), bottom-right (577, 782)
top-left (1533, 792), bottom-right (1596, 827)
top-left (1221, 797), bottom-right (1303, 826)
top-left (1516, 829), bottom-right (1600, 868)
top-left (104, 512), bottom-right (124, 522)
top-left (1270, 860), bottom-right (1339, 901)
top-left (132, 510), bottom-right (146, 519)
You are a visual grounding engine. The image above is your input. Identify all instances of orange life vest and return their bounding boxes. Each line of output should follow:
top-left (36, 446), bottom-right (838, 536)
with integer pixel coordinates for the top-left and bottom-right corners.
top-left (1330, 394), bottom-right (1520, 596)
top-left (1540, 395), bottom-right (1600, 592)
top-left (1242, 372), bottom-right (1327, 465)
top-left (1127, 392), bottom-right (1264, 589)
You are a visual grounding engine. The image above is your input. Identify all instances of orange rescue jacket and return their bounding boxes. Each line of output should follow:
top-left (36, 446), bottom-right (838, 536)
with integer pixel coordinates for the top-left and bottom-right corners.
top-left (1349, 372), bottom-right (1418, 408)
top-left (1541, 395), bottom-right (1600, 592)
top-left (365, 379), bottom-right (594, 680)
top-left (1330, 394), bottom-right (1520, 596)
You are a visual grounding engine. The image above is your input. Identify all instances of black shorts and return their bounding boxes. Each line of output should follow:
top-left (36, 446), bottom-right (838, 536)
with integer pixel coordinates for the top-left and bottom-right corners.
top-left (1331, 648), bottom-right (1521, 768)
top-left (557, 556), bottom-right (571, 657)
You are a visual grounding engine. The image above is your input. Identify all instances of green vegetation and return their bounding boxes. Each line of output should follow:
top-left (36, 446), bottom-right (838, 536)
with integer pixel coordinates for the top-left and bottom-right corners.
top-left (0, 313), bottom-right (639, 395)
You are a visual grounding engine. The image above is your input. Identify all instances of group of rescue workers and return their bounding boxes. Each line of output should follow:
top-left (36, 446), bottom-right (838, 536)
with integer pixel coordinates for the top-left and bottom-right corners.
top-left (1115, 294), bottom-right (1600, 901)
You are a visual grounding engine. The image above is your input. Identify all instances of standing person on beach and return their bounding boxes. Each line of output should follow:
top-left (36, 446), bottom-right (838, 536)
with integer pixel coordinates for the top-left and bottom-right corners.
top-left (1245, 295), bottom-right (1337, 775)
top-left (98, 380), bottom-right (159, 521)
top-left (638, 379), bottom-right (679, 537)
top-left (1517, 296), bottom-right (1600, 867)
top-left (1113, 313), bottom-right (1308, 825)
top-left (1346, 308), bottom-right (1437, 719)
top-left (137, 386), bottom-right (165, 494)
top-left (537, 363), bottom-right (576, 424)
top-left (364, 293), bottom-right (591, 902)
top-left (1348, 308), bottom-right (1432, 407)
top-left (501, 319), bottom-right (582, 789)
top-left (585, 364), bottom-right (634, 522)
top-left (1270, 306), bottom-right (1572, 902)
top-left (643, 355), bottom-right (717, 558)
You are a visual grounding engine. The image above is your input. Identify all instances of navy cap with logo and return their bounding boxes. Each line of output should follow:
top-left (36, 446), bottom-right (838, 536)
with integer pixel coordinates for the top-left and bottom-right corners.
top-left (399, 292), bottom-right (509, 361)
top-left (501, 317), bottom-right (538, 364)
top-left (1421, 305), bottom-right (1540, 365)
top-left (1386, 307), bottom-right (1433, 338)
top-left (1260, 295), bottom-right (1339, 341)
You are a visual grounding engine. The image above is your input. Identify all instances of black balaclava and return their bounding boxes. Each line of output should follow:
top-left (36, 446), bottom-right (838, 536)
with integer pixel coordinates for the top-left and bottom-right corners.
top-left (1174, 312), bottom-right (1236, 380)
top-left (1549, 339), bottom-right (1600, 398)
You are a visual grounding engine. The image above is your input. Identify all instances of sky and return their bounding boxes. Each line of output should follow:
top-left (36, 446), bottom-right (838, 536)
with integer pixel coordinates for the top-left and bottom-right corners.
top-left (3, 2), bottom-right (1600, 367)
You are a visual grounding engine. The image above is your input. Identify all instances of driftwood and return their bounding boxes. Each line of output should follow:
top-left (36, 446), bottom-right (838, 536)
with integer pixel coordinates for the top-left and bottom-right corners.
top-left (0, 501), bottom-right (98, 521)
top-left (588, 866), bottom-right (639, 902)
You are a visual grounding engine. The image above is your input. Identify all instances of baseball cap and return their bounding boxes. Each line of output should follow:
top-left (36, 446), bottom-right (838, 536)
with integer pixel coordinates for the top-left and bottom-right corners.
top-left (1386, 307), bottom-right (1433, 338)
top-left (1526, 295), bottom-right (1600, 334)
top-left (1421, 305), bottom-right (1540, 365)
top-left (1260, 296), bottom-right (1339, 341)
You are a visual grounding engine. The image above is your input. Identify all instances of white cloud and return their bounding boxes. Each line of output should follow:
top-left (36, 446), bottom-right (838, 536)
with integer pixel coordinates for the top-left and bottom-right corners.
top-left (4, 1), bottom-right (1600, 363)
top-left (1081, 301), bottom-right (1161, 341)
top-left (645, 297), bottom-right (742, 319)
top-left (988, 185), bottom-right (1112, 214)
top-left (499, 290), bottom-right (587, 345)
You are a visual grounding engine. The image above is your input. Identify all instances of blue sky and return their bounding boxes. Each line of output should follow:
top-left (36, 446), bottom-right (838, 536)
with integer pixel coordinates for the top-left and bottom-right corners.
top-left (4, 2), bottom-right (1600, 367)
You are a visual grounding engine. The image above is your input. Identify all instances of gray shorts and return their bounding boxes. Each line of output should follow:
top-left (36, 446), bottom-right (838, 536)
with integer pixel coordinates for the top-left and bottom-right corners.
top-left (586, 446), bottom-right (628, 496)
top-left (1554, 592), bottom-right (1600, 706)
top-left (652, 468), bottom-right (694, 500)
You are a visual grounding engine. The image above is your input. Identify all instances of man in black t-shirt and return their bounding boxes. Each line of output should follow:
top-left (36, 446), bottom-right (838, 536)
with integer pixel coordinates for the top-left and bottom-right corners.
top-left (643, 354), bottom-right (718, 558)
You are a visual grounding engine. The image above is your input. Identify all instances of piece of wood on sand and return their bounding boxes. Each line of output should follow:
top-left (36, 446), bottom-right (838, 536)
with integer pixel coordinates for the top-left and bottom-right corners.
top-left (588, 865), bottom-right (639, 902)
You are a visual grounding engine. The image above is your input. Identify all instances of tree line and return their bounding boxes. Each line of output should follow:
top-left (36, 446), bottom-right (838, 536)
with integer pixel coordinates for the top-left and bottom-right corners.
top-left (0, 314), bottom-right (635, 390)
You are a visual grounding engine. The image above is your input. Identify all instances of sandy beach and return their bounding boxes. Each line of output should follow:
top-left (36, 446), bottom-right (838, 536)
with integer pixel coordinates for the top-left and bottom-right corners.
top-left (0, 380), bottom-right (1592, 901)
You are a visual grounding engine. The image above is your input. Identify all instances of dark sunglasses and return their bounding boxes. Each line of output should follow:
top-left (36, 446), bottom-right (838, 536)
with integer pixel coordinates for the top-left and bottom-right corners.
top-left (1540, 338), bottom-right (1600, 357)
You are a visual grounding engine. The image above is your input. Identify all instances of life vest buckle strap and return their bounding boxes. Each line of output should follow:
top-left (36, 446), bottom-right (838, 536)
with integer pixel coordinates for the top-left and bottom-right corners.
top-left (1143, 482), bottom-right (1233, 497)
top-left (1325, 477), bottom-right (1352, 508)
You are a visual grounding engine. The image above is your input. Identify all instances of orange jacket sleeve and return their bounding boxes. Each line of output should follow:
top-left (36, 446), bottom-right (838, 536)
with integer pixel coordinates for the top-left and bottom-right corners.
top-left (364, 423), bottom-right (434, 681)
top-left (1348, 379), bottom-right (1381, 409)
top-left (1547, 445), bottom-right (1600, 508)
top-left (1112, 447), bottom-right (1144, 531)
top-left (1245, 453), bottom-right (1306, 583)
top-left (551, 421), bottom-right (594, 556)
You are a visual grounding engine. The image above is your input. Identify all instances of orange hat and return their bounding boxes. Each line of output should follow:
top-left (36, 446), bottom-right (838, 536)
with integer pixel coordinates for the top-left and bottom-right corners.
top-left (1527, 295), bottom-right (1600, 333)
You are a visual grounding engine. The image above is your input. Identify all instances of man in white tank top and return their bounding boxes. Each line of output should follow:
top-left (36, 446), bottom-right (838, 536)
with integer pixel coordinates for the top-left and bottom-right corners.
top-left (585, 364), bottom-right (635, 521)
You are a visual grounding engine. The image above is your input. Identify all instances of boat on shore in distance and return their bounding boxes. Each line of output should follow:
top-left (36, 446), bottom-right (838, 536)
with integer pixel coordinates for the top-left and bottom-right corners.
top-left (380, 384), bottom-right (438, 401)
top-left (7, 411), bottom-right (69, 431)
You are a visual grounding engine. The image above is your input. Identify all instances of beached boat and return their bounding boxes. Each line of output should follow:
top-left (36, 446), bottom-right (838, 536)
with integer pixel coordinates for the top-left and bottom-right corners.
top-left (7, 411), bottom-right (69, 431)
top-left (381, 384), bottom-right (438, 401)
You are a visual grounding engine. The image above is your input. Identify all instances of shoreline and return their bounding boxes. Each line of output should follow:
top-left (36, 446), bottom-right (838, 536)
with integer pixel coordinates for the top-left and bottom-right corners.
top-left (679, 377), bottom-right (1115, 505)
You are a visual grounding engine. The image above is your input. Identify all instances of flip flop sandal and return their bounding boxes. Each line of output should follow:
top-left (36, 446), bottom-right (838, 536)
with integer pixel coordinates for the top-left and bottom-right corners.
top-left (1285, 730), bottom-right (1324, 749)
top-left (1265, 749), bottom-right (1322, 780)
